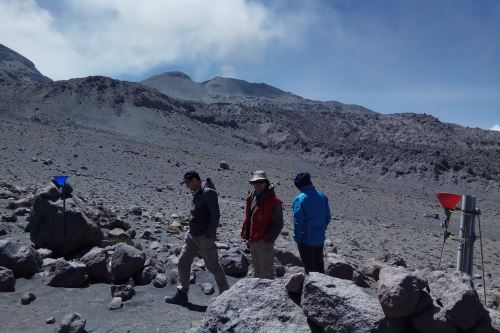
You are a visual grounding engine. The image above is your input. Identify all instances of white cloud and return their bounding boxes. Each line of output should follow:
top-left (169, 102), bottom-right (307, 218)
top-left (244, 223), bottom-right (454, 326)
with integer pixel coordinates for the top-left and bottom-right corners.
top-left (0, 0), bottom-right (314, 80)
top-left (491, 124), bottom-right (500, 131)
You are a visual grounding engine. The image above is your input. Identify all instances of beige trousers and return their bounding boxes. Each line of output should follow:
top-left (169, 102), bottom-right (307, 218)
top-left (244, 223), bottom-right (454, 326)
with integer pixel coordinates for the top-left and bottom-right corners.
top-left (250, 240), bottom-right (275, 279)
top-left (177, 233), bottom-right (229, 294)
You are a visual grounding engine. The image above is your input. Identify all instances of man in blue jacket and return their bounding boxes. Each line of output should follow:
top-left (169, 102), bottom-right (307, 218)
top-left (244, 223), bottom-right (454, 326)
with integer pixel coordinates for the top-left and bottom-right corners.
top-left (292, 172), bottom-right (331, 274)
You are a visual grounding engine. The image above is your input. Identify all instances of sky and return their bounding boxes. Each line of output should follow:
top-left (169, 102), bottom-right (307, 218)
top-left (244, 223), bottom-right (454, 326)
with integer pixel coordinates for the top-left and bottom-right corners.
top-left (0, 0), bottom-right (499, 130)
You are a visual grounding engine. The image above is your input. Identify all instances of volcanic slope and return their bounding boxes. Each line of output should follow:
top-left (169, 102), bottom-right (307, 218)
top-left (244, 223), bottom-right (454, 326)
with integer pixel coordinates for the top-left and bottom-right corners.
top-left (0, 42), bottom-right (499, 331)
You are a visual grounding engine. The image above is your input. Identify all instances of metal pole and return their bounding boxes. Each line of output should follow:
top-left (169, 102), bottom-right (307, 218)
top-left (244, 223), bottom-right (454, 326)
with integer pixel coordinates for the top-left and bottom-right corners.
top-left (63, 195), bottom-right (66, 237)
top-left (457, 195), bottom-right (476, 275)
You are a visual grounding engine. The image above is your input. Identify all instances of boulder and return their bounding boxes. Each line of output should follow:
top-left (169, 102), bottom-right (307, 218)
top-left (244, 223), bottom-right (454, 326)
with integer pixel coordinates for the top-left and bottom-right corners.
top-left (361, 258), bottom-right (391, 281)
top-left (80, 247), bottom-right (111, 283)
top-left (301, 272), bottom-right (397, 333)
top-left (193, 278), bottom-right (310, 332)
top-left (110, 243), bottom-right (145, 283)
top-left (46, 259), bottom-right (86, 288)
top-left (111, 284), bottom-right (135, 301)
top-left (377, 266), bottom-right (426, 318)
top-left (285, 272), bottom-right (305, 294)
top-left (0, 239), bottom-right (42, 278)
top-left (325, 254), bottom-right (355, 280)
top-left (58, 312), bottom-right (86, 333)
top-left (0, 266), bottom-right (15, 292)
top-left (410, 304), bottom-right (457, 333)
top-left (133, 266), bottom-right (158, 285)
top-left (219, 249), bottom-right (249, 278)
top-left (100, 218), bottom-right (131, 231)
top-left (274, 245), bottom-right (302, 267)
top-left (427, 270), bottom-right (485, 330)
top-left (29, 188), bottom-right (103, 257)
top-left (102, 228), bottom-right (133, 246)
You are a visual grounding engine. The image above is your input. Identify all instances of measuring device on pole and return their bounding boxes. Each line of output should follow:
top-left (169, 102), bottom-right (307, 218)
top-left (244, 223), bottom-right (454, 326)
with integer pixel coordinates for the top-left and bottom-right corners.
top-left (435, 192), bottom-right (487, 304)
top-left (53, 175), bottom-right (69, 236)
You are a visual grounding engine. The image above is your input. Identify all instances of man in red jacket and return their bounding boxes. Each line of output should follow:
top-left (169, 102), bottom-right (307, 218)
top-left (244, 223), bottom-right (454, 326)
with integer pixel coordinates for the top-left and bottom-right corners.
top-left (241, 171), bottom-right (284, 279)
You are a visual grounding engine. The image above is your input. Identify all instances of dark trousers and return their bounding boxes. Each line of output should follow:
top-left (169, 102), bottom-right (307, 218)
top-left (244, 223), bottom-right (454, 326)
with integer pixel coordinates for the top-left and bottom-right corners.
top-left (298, 243), bottom-right (325, 274)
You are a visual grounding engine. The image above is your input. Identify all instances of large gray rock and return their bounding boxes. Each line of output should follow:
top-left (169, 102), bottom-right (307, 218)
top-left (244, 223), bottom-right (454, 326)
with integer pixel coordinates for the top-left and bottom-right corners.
top-left (80, 247), bottom-right (110, 283)
top-left (58, 312), bottom-right (86, 333)
top-left (274, 244), bottom-right (302, 267)
top-left (193, 278), bottom-right (310, 332)
top-left (29, 187), bottom-right (103, 257)
top-left (46, 259), bottom-right (86, 288)
top-left (378, 266), bottom-right (426, 318)
top-left (325, 253), bottom-right (355, 280)
top-left (110, 243), bottom-right (145, 282)
top-left (361, 258), bottom-right (391, 281)
top-left (410, 304), bottom-right (457, 333)
top-left (0, 266), bottom-right (15, 292)
top-left (0, 239), bottom-right (42, 278)
top-left (427, 270), bottom-right (485, 330)
top-left (285, 272), bottom-right (305, 294)
top-left (219, 249), bottom-right (249, 278)
top-left (102, 228), bottom-right (133, 246)
top-left (301, 272), bottom-right (400, 333)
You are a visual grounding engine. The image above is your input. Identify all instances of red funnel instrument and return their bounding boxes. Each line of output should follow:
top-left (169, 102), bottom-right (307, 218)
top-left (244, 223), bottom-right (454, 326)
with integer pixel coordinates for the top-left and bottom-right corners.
top-left (436, 192), bottom-right (462, 210)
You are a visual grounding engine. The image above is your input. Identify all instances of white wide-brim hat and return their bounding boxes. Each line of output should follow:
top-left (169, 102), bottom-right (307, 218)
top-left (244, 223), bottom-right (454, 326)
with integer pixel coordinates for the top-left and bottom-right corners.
top-left (249, 170), bottom-right (269, 183)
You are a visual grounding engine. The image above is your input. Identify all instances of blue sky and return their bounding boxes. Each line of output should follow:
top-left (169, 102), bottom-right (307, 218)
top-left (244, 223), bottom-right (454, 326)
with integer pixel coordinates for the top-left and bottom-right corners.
top-left (0, 0), bottom-right (499, 129)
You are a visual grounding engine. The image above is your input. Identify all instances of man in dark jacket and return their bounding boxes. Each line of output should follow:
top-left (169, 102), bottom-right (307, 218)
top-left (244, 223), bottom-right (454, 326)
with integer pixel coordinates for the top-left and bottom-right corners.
top-left (241, 171), bottom-right (284, 279)
top-left (292, 172), bottom-right (331, 274)
top-left (165, 171), bottom-right (229, 305)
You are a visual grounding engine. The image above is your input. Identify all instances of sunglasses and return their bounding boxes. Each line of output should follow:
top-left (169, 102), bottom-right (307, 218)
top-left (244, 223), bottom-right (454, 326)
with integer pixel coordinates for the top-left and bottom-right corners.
top-left (251, 180), bottom-right (267, 184)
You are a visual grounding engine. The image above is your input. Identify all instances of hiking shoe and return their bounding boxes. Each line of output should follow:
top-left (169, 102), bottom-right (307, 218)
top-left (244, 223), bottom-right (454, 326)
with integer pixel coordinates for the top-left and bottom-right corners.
top-left (164, 289), bottom-right (188, 305)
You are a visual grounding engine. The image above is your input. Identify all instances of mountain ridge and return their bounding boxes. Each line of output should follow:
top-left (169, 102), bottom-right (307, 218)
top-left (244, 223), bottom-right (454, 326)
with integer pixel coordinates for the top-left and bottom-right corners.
top-left (0, 43), bottom-right (51, 84)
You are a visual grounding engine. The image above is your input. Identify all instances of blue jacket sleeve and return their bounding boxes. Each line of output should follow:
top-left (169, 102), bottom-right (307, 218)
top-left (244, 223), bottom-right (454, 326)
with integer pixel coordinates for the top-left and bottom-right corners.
top-left (292, 196), bottom-right (305, 244)
top-left (325, 195), bottom-right (331, 228)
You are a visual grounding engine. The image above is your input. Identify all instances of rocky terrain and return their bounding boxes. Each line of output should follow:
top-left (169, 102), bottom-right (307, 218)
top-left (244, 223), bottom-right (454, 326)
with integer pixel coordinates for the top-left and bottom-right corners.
top-left (0, 42), bottom-right (499, 332)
